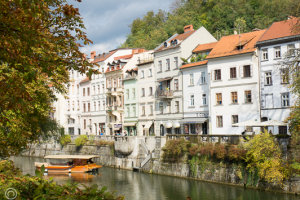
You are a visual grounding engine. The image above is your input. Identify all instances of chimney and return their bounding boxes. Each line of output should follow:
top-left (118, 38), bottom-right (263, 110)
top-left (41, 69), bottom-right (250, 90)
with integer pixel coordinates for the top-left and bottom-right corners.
top-left (90, 51), bottom-right (96, 60)
top-left (184, 25), bottom-right (194, 33)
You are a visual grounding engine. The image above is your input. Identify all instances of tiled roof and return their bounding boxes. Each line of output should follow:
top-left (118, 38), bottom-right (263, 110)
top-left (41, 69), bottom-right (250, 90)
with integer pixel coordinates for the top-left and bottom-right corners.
top-left (193, 42), bottom-right (218, 53)
top-left (258, 17), bottom-right (300, 42)
top-left (114, 54), bottom-right (133, 60)
top-left (105, 65), bottom-right (123, 73)
top-left (155, 30), bottom-right (195, 52)
top-left (180, 60), bottom-right (208, 69)
top-left (92, 50), bottom-right (117, 63)
top-left (80, 77), bottom-right (90, 84)
top-left (206, 30), bottom-right (266, 59)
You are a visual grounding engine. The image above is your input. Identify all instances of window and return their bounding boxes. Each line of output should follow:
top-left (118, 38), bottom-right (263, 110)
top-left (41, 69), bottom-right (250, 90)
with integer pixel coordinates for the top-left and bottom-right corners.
top-left (231, 92), bottom-right (238, 103)
top-left (216, 93), bottom-right (222, 105)
top-left (150, 105), bottom-right (153, 115)
top-left (141, 88), bottom-right (145, 97)
top-left (84, 119), bottom-right (86, 129)
top-left (230, 67), bottom-right (237, 79)
top-left (167, 102), bottom-right (171, 113)
top-left (149, 87), bottom-right (153, 96)
top-left (214, 69), bottom-right (221, 80)
top-left (149, 68), bottom-right (152, 77)
top-left (232, 115), bottom-right (239, 125)
top-left (132, 88), bottom-right (136, 99)
top-left (201, 72), bottom-right (206, 84)
top-left (274, 46), bottom-right (281, 59)
top-left (287, 44), bottom-right (295, 57)
top-left (98, 101), bottom-right (101, 111)
top-left (83, 103), bottom-right (86, 112)
top-left (262, 48), bottom-right (268, 60)
top-left (189, 73), bottom-right (194, 85)
top-left (93, 86), bottom-right (96, 95)
top-left (72, 101), bottom-right (74, 111)
top-left (102, 84), bottom-right (105, 93)
top-left (77, 84), bottom-right (79, 95)
top-left (202, 94), bottom-right (207, 105)
top-left (190, 95), bottom-right (194, 106)
top-left (243, 65), bottom-right (251, 77)
top-left (126, 89), bottom-right (129, 100)
top-left (159, 102), bottom-right (164, 114)
top-left (175, 101), bottom-right (179, 113)
top-left (141, 70), bottom-right (144, 78)
top-left (158, 61), bottom-right (162, 72)
top-left (142, 106), bottom-right (146, 116)
top-left (87, 87), bottom-right (90, 96)
top-left (67, 101), bottom-right (70, 111)
top-left (216, 116), bottom-right (223, 128)
top-left (281, 93), bottom-right (290, 107)
top-left (166, 59), bottom-right (170, 71)
top-left (98, 85), bottom-right (100, 94)
top-left (281, 68), bottom-right (289, 84)
top-left (174, 79), bottom-right (179, 90)
top-left (265, 72), bottom-right (272, 85)
top-left (133, 106), bottom-right (136, 117)
top-left (83, 88), bottom-right (85, 96)
top-left (279, 126), bottom-right (287, 135)
top-left (174, 57), bottom-right (178, 69)
top-left (245, 90), bottom-right (252, 103)
top-left (126, 106), bottom-right (130, 117)
top-left (88, 103), bottom-right (90, 112)
top-left (77, 100), bottom-right (80, 111)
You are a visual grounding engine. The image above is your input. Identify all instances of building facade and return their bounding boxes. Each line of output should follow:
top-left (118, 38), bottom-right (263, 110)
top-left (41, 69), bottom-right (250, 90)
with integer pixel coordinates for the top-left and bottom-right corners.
top-left (153, 25), bottom-right (216, 135)
top-left (256, 17), bottom-right (299, 134)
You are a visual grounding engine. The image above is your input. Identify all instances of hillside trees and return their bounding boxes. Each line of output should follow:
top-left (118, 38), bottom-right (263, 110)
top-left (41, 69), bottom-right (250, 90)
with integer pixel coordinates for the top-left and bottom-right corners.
top-left (0, 0), bottom-right (94, 158)
top-left (122, 0), bottom-right (296, 49)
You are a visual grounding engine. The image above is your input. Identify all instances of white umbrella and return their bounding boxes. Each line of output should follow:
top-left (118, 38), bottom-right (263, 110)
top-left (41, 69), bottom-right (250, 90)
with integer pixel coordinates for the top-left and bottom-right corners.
top-left (260, 120), bottom-right (287, 127)
top-left (232, 119), bottom-right (265, 127)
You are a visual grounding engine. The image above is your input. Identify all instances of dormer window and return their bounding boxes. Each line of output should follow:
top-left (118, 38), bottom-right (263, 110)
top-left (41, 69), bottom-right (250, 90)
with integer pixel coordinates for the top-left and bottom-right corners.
top-left (174, 39), bottom-right (177, 45)
top-left (164, 42), bottom-right (167, 48)
top-left (237, 44), bottom-right (244, 50)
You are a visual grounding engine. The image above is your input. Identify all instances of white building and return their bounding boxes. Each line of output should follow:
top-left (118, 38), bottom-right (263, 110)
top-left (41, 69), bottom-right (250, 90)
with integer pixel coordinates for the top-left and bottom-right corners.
top-left (153, 25), bottom-right (216, 135)
top-left (256, 17), bottom-right (299, 134)
top-left (136, 51), bottom-right (156, 136)
top-left (180, 42), bottom-right (217, 134)
top-left (206, 30), bottom-right (266, 135)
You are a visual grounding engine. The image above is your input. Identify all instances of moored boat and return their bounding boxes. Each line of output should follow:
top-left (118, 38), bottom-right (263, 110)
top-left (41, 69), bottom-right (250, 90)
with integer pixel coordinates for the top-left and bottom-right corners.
top-left (35, 155), bottom-right (102, 174)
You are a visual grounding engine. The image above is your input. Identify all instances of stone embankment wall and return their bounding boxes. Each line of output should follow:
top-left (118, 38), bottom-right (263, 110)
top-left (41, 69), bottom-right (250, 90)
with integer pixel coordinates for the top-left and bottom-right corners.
top-left (23, 136), bottom-right (299, 194)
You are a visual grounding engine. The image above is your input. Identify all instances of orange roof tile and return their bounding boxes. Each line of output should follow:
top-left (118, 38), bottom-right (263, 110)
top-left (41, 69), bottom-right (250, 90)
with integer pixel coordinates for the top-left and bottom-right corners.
top-left (80, 77), bottom-right (90, 84)
top-left (155, 30), bottom-right (195, 52)
top-left (114, 54), bottom-right (133, 60)
top-left (193, 42), bottom-right (218, 53)
top-left (206, 30), bottom-right (266, 59)
top-left (258, 17), bottom-right (300, 42)
top-left (92, 50), bottom-right (117, 63)
top-left (105, 65), bottom-right (123, 73)
top-left (180, 60), bottom-right (208, 69)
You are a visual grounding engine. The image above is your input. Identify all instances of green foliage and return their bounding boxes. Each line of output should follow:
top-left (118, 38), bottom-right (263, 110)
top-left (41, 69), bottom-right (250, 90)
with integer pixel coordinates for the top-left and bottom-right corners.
top-left (0, 0), bottom-right (95, 158)
top-left (59, 135), bottom-right (71, 146)
top-left (243, 130), bottom-right (288, 185)
top-left (74, 135), bottom-right (88, 147)
top-left (0, 160), bottom-right (124, 200)
top-left (162, 139), bottom-right (191, 162)
top-left (122, 0), bottom-right (295, 49)
top-left (290, 162), bottom-right (300, 176)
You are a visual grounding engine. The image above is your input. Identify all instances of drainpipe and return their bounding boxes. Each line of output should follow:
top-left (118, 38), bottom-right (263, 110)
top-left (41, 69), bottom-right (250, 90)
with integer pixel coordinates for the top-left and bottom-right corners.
top-left (256, 48), bottom-right (262, 122)
top-left (208, 72), bottom-right (212, 135)
top-left (180, 69), bottom-right (184, 134)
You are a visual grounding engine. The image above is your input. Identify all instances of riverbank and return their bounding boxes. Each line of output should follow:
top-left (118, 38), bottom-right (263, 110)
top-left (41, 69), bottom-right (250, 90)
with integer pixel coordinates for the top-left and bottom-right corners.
top-left (22, 138), bottom-right (300, 195)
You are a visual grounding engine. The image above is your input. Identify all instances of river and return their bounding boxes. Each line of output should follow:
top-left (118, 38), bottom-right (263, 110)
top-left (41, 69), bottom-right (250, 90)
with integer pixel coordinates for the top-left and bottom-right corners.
top-left (10, 156), bottom-right (297, 200)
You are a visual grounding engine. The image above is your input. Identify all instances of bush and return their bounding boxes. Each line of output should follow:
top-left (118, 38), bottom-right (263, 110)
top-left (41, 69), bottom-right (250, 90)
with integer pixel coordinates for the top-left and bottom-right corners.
top-left (74, 135), bottom-right (88, 147)
top-left (189, 144), bottom-right (200, 156)
top-left (214, 144), bottom-right (226, 160)
top-left (59, 135), bottom-right (71, 146)
top-left (198, 143), bottom-right (214, 158)
top-left (162, 139), bottom-right (190, 162)
top-left (227, 145), bottom-right (246, 162)
top-left (95, 140), bottom-right (114, 147)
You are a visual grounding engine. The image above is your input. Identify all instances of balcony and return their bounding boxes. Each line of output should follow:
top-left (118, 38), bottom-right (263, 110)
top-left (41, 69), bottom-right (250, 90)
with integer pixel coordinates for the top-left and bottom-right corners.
top-left (137, 56), bottom-right (154, 66)
top-left (124, 74), bottom-right (137, 80)
top-left (157, 89), bottom-right (173, 99)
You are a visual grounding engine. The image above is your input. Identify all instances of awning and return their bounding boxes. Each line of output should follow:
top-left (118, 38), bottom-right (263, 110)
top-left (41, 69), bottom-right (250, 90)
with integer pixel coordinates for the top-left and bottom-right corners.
top-left (165, 122), bottom-right (173, 128)
top-left (260, 120), bottom-right (287, 127)
top-left (232, 119), bottom-right (264, 127)
top-left (157, 77), bottom-right (173, 82)
top-left (123, 122), bottom-right (136, 127)
top-left (173, 122), bottom-right (180, 128)
top-left (182, 118), bottom-right (207, 123)
top-left (143, 121), bottom-right (153, 130)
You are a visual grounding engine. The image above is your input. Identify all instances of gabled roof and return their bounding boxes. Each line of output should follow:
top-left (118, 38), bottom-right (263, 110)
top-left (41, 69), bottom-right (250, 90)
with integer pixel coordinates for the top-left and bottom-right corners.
top-left (155, 30), bottom-right (195, 53)
top-left (180, 60), bottom-right (208, 69)
top-left (80, 77), bottom-right (90, 84)
top-left (193, 42), bottom-right (218, 53)
top-left (114, 54), bottom-right (133, 60)
top-left (257, 17), bottom-right (300, 43)
top-left (207, 30), bottom-right (266, 59)
top-left (92, 50), bottom-right (117, 63)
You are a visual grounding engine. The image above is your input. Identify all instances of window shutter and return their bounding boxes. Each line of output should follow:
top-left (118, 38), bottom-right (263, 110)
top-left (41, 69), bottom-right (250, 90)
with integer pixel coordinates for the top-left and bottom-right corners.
top-left (250, 65), bottom-right (253, 77)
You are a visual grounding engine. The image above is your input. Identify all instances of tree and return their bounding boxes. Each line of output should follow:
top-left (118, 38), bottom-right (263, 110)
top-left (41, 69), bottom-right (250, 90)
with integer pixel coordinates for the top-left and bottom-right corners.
top-left (0, 0), bottom-right (94, 158)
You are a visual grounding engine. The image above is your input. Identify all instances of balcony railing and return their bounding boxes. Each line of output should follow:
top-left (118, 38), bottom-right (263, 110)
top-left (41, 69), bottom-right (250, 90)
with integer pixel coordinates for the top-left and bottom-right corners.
top-left (157, 89), bottom-right (173, 98)
top-left (137, 57), bottom-right (154, 65)
top-left (124, 74), bottom-right (137, 80)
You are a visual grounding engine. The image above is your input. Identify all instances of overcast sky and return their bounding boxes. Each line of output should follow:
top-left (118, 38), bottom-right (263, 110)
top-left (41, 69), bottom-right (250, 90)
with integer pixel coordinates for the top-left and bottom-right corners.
top-left (70, 0), bottom-right (174, 55)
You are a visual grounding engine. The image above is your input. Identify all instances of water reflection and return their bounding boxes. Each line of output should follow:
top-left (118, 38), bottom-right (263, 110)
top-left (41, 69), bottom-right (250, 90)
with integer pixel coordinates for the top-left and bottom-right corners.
top-left (10, 157), bottom-right (297, 200)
